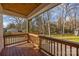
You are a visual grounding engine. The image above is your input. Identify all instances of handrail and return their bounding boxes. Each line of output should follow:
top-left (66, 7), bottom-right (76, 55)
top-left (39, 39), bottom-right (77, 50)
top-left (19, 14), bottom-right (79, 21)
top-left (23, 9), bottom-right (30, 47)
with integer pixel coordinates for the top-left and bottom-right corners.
top-left (3, 33), bottom-right (27, 37)
top-left (39, 35), bottom-right (79, 48)
top-left (28, 33), bottom-right (40, 49)
top-left (3, 33), bottom-right (28, 46)
top-left (4, 33), bottom-right (79, 56)
top-left (3, 33), bottom-right (39, 49)
top-left (39, 35), bottom-right (79, 56)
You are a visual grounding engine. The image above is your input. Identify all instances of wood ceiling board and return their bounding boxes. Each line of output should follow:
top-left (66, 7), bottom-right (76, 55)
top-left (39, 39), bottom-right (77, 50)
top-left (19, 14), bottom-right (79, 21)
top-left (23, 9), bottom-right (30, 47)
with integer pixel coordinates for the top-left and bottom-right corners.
top-left (2, 3), bottom-right (41, 16)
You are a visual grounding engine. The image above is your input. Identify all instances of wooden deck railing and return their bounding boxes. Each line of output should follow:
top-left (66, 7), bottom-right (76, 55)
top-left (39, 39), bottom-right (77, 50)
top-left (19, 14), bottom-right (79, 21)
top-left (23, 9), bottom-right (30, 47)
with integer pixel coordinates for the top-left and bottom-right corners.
top-left (28, 33), bottom-right (40, 49)
top-left (39, 36), bottom-right (79, 56)
top-left (3, 33), bottom-right (39, 49)
top-left (3, 33), bottom-right (28, 46)
top-left (3, 33), bottom-right (79, 56)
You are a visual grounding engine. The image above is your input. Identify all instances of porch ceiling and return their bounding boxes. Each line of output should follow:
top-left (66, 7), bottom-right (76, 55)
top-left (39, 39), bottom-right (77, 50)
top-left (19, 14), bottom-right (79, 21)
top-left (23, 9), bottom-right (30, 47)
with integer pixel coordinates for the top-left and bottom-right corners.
top-left (1, 3), bottom-right (41, 16)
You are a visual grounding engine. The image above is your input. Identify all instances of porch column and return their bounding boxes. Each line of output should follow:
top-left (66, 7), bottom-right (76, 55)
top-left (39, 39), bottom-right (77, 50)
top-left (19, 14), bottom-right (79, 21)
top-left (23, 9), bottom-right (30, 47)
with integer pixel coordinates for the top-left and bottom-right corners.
top-left (27, 20), bottom-right (29, 33)
top-left (0, 4), bottom-right (4, 52)
top-left (47, 11), bottom-right (51, 37)
top-left (27, 20), bottom-right (30, 43)
top-left (24, 18), bottom-right (28, 33)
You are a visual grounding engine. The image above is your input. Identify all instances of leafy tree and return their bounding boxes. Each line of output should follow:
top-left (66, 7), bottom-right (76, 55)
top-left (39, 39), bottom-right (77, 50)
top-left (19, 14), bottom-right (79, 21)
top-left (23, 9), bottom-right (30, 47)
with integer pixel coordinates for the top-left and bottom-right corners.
top-left (7, 23), bottom-right (16, 29)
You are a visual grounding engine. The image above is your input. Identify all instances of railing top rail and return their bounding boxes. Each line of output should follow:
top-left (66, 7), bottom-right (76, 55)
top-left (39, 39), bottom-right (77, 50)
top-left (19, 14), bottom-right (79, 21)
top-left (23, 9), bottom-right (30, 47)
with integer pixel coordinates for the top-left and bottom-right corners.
top-left (39, 35), bottom-right (79, 48)
top-left (4, 33), bottom-right (27, 37)
top-left (28, 33), bottom-right (39, 37)
top-left (3, 33), bottom-right (79, 48)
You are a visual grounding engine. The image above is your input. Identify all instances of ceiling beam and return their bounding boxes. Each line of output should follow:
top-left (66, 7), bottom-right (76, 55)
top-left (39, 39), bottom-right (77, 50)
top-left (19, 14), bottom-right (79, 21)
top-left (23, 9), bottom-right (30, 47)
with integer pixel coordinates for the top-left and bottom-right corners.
top-left (3, 9), bottom-right (27, 18)
top-left (0, 4), bottom-right (3, 13)
top-left (0, 4), bottom-right (4, 52)
top-left (1, 3), bottom-right (41, 18)
top-left (1, 3), bottom-right (27, 18)
top-left (27, 3), bottom-right (61, 20)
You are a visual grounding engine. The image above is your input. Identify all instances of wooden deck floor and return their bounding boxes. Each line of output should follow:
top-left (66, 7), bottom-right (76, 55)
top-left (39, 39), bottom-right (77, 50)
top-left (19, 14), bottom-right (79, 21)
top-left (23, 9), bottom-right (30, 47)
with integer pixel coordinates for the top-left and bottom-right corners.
top-left (0, 41), bottom-right (46, 56)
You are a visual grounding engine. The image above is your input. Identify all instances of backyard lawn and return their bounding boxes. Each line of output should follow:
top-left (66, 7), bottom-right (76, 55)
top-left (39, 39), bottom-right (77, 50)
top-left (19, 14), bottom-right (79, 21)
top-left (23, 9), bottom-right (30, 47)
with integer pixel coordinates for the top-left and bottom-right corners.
top-left (50, 34), bottom-right (79, 42)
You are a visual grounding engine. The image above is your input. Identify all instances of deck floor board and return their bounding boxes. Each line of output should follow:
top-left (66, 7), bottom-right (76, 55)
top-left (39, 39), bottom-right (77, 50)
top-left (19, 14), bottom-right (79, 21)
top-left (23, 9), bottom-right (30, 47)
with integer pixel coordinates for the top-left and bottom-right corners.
top-left (0, 41), bottom-right (46, 56)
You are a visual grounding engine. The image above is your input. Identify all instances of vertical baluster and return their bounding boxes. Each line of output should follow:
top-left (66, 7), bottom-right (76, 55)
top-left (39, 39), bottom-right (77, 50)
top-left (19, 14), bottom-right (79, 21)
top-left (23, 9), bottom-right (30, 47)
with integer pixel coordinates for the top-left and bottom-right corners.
top-left (8, 37), bottom-right (9, 45)
top-left (39, 37), bottom-right (42, 50)
top-left (11, 36), bottom-right (13, 44)
top-left (4, 36), bottom-right (5, 48)
top-left (17, 36), bottom-right (18, 43)
top-left (10, 36), bottom-right (12, 44)
top-left (70, 46), bottom-right (72, 56)
top-left (76, 48), bottom-right (79, 56)
top-left (7, 37), bottom-right (10, 44)
top-left (40, 38), bottom-right (42, 49)
top-left (13, 36), bottom-right (14, 44)
top-left (13, 36), bottom-right (16, 43)
top-left (8, 37), bottom-right (9, 44)
top-left (43, 38), bottom-right (45, 50)
top-left (54, 42), bottom-right (55, 55)
top-left (4, 36), bottom-right (7, 46)
top-left (7, 37), bottom-right (8, 45)
top-left (51, 41), bottom-right (52, 54)
top-left (61, 43), bottom-right (62, 56)
top-left (6, 37), bottom-right (7, 45)
top-left (65, 44), bottom-right (67, 56)
top-left (11, 36), bottom-right (14, 44)
top-left (9, 37), bottom-right (10, 44)
top-left (47, 40), bottom-right (49, 52)
top-left (49, 40), bottom-right (50, 53)
top-left (11, 36), bottom-right (12, 44)
top-left (8, 37), bottom-right (11, 44)
top-left (5, 37), bottom-right (7, 45)
top-left (14, 36), bottom-right (17, 43)
top-left (12, 36), bottom-right (15, 44)
top-left (10, 37), bottom-right (11, 44)
top-left (5, 37), bottom-right (7, 46)
top-left (15, 37), bottom-right (16, 43)
top-left (6, 37), bottom-right (9, 44)
top-left (57, 43), bottom-right (58, 56)
top-left (14, 36), bottom-right (15, 43)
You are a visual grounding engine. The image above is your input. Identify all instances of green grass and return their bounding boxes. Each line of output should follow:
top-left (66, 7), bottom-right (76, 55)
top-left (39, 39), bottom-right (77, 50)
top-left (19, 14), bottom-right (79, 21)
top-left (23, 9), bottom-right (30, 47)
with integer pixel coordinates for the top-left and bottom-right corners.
top-left (50, 34), bottom-right (79, 42)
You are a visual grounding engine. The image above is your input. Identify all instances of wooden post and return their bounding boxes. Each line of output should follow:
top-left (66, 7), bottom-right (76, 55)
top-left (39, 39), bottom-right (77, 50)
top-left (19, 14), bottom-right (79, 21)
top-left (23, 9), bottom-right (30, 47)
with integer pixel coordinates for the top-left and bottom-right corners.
top-left (47, 11), bottom-right (51, 37)
top-left (42, 14), bottom-right (45, 36)
top-left (0, 4), bottom-right (4, 51)
top-left (27, 20), bottom-right (30, 43)
top-left (26, 19), bottom-right (28, 33)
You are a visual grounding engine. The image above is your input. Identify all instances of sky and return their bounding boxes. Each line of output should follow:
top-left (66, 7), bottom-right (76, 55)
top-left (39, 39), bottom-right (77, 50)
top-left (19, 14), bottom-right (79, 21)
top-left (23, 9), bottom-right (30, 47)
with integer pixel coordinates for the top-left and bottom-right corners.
top-left (3, 3), bottom-right (79, 28)
top-left (49, 3), bottom-right (79, 22)
top-left (3, 15), bottom-right (15, 28)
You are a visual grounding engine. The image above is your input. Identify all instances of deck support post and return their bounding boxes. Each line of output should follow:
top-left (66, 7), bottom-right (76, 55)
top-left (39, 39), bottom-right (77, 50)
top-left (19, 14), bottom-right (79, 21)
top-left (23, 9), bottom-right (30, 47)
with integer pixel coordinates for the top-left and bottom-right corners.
top-left (27, 20), bottom-right (30, 43)
top-left (0, 4), bottom-right (4, 52)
